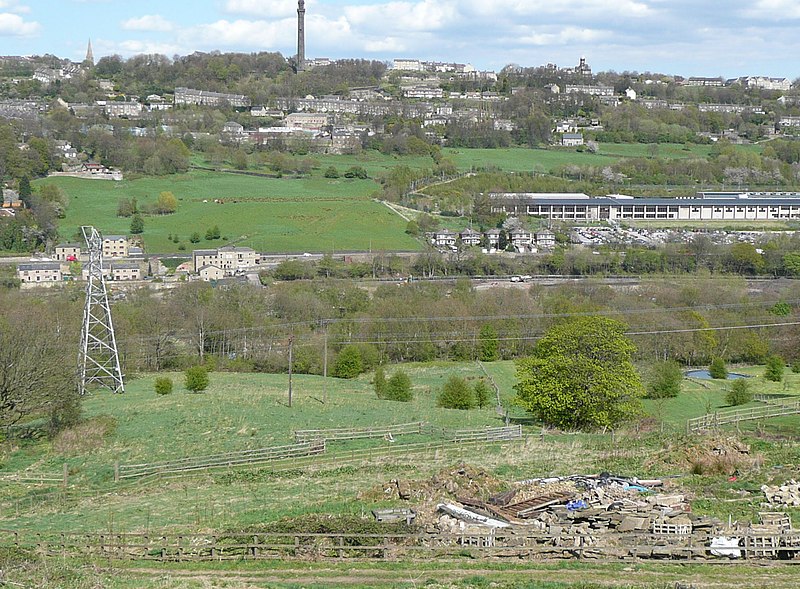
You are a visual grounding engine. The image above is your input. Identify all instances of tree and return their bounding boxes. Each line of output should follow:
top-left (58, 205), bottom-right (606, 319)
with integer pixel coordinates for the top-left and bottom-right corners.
top-left (130, 213), bottom-right (144, 234)
top-left (154, 377), bottom-right (173, 395)
top-left (323, 166), bottom-right (340, 178)
top-left (437, 375), bottom-right (476, 409)
top-left (474, 379), bottom-right (493, 409)
top-left (189, 232), bottom-right (201, 243)
top-left (205, 225), bottom-right (221, 240)
top-left (726, 379), bottom-right (752, 406)
top-left (478, 324), bottom-right (500, 361)
top-left (156, 191), bottom-right (178, 214)
top-left (646, 360), bottom-right (683, 399)
top-left (405, 220), bottom-right (420, 236)
top-left (765, 355), bottom-right (785, 382)
top-left (374, 365), bottom-right (387, 399)
top-left (709, 357), bottom-right (728, 379)
top-left (513, 316), bottom-right (643, 430)
top-left (384, 370), bottom-right (413, 401)
top-left (184, 365), bottom-right (209, 393)
top-left (333, 345), bottom-right (363, 379)
top-left (0, 309), bottom-right (79, 432)
top-left (117, 197), bottom-right (135, 217)
top-left (18, 175), bottom-right (31, 205)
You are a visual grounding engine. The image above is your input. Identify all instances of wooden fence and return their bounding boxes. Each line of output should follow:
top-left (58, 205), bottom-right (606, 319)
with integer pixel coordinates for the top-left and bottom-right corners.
top-left (294, 422), bottom-right (425, 443)
top-left (116, 440), bottom-right (326, 480)
top-left (446, 425), bottom-right (523, 442)
top-left (687, 400), bottom-right (800, 433)
top-left (3, 529), bottom-right (798, 563)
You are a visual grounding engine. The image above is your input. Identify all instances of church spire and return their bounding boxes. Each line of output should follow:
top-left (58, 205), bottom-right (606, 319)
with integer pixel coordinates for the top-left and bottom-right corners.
top-left (85, 39), bottom-right (94, 66)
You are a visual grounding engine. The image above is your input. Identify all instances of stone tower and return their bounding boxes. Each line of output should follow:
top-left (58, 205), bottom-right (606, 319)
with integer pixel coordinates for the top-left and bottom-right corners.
top-left (297, 0), bottom-right (305, 71)
top-left (85, 39), bottom-right (94, 66)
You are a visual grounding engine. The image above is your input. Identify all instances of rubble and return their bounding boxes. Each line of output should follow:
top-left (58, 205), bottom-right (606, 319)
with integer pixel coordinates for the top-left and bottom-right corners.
top-left (646, 435), bottom-right (761, 475)
top-left (761, 480), bottom-right (800, 507)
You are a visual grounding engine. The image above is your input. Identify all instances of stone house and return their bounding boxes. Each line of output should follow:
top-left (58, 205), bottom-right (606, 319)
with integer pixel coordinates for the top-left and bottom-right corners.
top-left (18, 262), bottom-right (62, 283)
top-left (102, 235), bottom-right (129, 258)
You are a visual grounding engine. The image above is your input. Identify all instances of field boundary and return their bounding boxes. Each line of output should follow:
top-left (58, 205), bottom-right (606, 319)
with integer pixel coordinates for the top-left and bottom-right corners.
top-left (294, 422), bottom-right (425, 443)
top-left (116, 441), bottom-right (326, 480)
top-left (686, 400), bottom-right (800, 433)
top-left (3, 528), bottom-right (798, 563)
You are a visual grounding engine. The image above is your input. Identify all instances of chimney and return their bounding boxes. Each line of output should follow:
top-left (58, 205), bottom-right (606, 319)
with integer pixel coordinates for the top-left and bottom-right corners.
top-left (297, 1), bottom-right (306, 72)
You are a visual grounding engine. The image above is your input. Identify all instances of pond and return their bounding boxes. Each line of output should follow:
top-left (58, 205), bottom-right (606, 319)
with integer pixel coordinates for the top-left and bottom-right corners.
top-left (685, 369), bottom-right (749, 380)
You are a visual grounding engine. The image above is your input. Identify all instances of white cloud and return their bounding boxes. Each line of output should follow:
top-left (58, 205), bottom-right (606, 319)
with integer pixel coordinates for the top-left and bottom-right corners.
top-left (121, 15), bottom-right (174, 32)
top-left (743, 0), bottom-right (800, 19)
top-left (363, 36), bottom-right (407, 52)
top-left (463, 0), bottom-right (654, 19)
top-left (343, 0), bottom-right (459, 32)
top-left (0, 1), bottom-right (30, 14)
top-left (518, 26), bottom-right (611, 46)
top-left (0, 11), bottom-right (38, 36)
top-left (100, 38), bottom-right (184, 57)
top-left (224, 0), bottom-right (299, 18)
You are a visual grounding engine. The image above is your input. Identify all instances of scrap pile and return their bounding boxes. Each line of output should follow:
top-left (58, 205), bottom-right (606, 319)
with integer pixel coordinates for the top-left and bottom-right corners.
top-left (444, 473), bottom-right (709, 535)
top-left (761, 480), bottom-right (800, 507)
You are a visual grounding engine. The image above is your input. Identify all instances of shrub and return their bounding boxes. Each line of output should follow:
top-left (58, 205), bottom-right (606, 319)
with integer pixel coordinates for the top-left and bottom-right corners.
top-left (708, 357), bottom-right (728, 379)
top-left (154, 377), bottom-right (173, 395)
top-left (374, 366), bottom-right (387, 399)
top-left (765, 355), bottom-right (785, 382)
top-left (646, 360), bottom-right (683, 399)
top-left (473, 379), bottom-right (493, 408)
top-left (437, 375), bottom-right (476, 409)
top-left (323, 166), bottom-right (340, 178)
top-left (333, 345), bottom-right (363, 379)
top-left (343, 165), bottom-right (368, 179)
top-left (385, 370), bottom-right (413, 402)
top-left (726, 379), bottom-right (753, 406)
top-left (184, 365), bottom-right (209, 393)
top-left (792, 360), bottom-right (800, 374)
top-left (189, 232), bottom-right (201, 243)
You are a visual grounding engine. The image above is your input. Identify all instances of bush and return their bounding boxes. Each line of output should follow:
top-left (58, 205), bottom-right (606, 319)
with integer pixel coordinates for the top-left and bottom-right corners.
top-left (726, 379), bottom-right (753, 406)
top-left (374, 366), bottom-right (387, 399)
top-left (708, 357), bottom-right (728, 379)
top-left (333, 345), bottom-right (363, 379)
top-left (765, 355), bottom-right (785, 382)
top-left (343, 165), bottom-right (368, 179)
top-left (384, 370), bottom-right (413, 402)
top-left (184, 365), bottom-right (209, 393)
top-left (437, 375), bottom-right (476, 409)
top-left (323, 166), bottom-right (340, 178)
top-left (792, 360), bottom-right (800, 374)
top-left (646, 360), bottom-right (683, 399)
top-left (473, 379), bottom-right (493, 408)
top-left (189, 232), bottom-right (201, 243)
top-left (154, 377), bottom-right (173, 395)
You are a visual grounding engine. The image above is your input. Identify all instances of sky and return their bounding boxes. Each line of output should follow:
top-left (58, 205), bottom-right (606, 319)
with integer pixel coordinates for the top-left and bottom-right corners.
top-left (1, 0), bottom-right (800, 79)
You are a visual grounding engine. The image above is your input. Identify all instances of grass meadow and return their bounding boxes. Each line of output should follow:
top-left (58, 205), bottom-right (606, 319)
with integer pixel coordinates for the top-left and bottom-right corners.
top-left (32, 143), bottom-right (734, 254)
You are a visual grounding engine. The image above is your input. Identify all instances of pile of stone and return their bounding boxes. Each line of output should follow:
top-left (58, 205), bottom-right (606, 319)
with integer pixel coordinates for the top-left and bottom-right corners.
top-left (439, 473), bottom-right (720, 536)
top-left (761, 480), bottom-right (800, 507)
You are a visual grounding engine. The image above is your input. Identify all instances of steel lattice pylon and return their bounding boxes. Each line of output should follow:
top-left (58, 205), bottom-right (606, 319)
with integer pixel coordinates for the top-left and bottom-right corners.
top-left (79, 226), bottom-right (124, 394)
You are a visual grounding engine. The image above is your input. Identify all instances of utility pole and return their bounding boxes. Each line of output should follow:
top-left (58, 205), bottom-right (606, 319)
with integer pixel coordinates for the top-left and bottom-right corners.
top-left (287, 335), bottom-right (294, 408)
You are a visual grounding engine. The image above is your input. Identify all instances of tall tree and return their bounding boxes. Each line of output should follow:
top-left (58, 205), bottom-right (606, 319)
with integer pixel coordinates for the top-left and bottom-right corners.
top-left (514, 316), bottom-right (643, 430)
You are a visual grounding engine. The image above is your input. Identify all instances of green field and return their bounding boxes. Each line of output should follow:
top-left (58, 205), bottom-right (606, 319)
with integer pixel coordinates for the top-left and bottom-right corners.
top-left (33, 143), bottom-right (757, 254)
top-left (37, 170), bottom-right (420, 253)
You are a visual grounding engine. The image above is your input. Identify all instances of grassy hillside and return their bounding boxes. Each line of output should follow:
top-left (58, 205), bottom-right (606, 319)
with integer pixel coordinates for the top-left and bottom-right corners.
top-left (38, 170), bottom-right (420, 253)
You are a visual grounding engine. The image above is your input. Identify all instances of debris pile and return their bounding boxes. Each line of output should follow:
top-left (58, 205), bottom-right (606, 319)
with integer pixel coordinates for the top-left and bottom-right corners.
top-left (647, 436), bottom-right (760, 475)
top-left (761, 480), bottom-right (800, 507)
top-left (361, 464), bottom-right (504, 504)
top-left (446, 473), bottom-right (707, 536)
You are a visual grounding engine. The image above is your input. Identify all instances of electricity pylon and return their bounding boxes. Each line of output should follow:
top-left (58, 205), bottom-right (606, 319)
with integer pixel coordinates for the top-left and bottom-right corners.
top-left (79, 226), bottom-right (124, 394)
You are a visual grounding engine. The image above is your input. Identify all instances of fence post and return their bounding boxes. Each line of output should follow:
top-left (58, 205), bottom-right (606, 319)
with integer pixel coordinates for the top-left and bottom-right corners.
top-left (62, 463), bottom-right (68, 488)
top-left (114, 461), bottom-right (120, 483)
